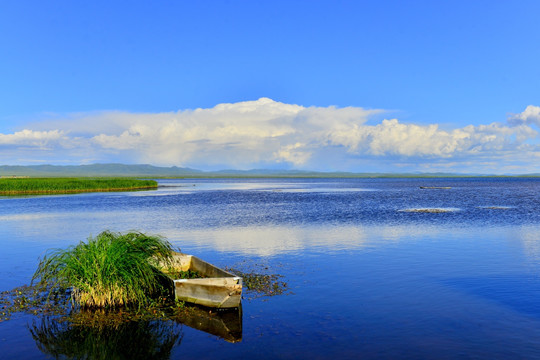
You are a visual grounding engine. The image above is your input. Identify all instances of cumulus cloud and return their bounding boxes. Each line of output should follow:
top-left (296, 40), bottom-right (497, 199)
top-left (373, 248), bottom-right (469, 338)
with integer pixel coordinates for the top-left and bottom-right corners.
top-left (274, 143), bottom-right (312, 166)
top-left (509, 105), bottom-right (540, 127)
top-left (4, 99), bottom-right (540, 173)
top-left (329, 120), bottom-right (537, 157)
top-left (74, 98), bottom-right (382, 167)
top-left (0, 129), bottom-right (67, 149)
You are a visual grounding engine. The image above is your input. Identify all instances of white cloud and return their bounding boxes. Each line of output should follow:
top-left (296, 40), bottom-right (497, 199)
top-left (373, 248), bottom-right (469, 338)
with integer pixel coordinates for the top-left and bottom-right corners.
top-left (274, 143), bottom-right (312, 166)
top-left (4, 99), bottom-right (540, 173)
top-left (509, 105), bottom-right (540, 127)
top-left (0, 129), bottom-right (66, 149)
top-left (78, 98), bottom-right (381, 167)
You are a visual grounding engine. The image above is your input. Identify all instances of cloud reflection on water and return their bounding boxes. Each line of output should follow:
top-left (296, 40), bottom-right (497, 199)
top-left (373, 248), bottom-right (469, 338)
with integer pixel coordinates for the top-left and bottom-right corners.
top-left (2, 196), bottom-right (540, 261)
top-left (128, 181), bottom-right (378, 197)
top-left (514, 225), bottom-right (540, 265)
top-left (3, 207), bottom-right (530, 258)
top-left (162, 224), bottom-right (460, 257)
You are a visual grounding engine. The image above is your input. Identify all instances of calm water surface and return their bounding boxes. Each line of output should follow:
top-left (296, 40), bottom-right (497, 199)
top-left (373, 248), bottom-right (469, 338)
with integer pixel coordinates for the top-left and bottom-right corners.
top-left (1, 178), bottom-right (540, 359)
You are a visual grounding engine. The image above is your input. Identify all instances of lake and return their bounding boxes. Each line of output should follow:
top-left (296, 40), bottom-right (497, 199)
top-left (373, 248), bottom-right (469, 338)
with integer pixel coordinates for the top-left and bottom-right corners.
top-left (2, 178), bottom-right (540, 359)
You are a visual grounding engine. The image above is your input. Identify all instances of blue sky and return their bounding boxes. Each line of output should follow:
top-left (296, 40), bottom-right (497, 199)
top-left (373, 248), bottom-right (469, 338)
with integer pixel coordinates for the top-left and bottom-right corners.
top-left (1, 1), bottom-right (540, 173)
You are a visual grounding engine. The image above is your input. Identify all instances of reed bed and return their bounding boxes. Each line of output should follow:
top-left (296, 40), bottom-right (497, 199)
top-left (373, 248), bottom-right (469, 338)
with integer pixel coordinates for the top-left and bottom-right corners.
top-left (0, 178), bottom-right (157, 195)
top-left (32, 231), bottom-right (175, 308)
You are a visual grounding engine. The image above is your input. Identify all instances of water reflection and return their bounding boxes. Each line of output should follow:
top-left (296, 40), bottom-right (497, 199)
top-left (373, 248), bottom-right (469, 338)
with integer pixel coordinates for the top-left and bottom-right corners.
top-left (3, 178), bottom-right (540, 358)
top-left (176, 306), bottom-right (242, 343)
top-left (442, 275), bottom-right (540, 318)
top-left (0, 213), bottom-right (60, 221)
top-left (29, 306), bottom-right (242, 359)
top-left (515, 225), bottom-right (540, 264)
top-left (29, 317), bottom-right (183, 360)
top-left (165, 224), bottom-right (464, 256)
top-left (28, 305), bottom-right (242, 359)
top-left (167, 225), bottom-right (368, 256)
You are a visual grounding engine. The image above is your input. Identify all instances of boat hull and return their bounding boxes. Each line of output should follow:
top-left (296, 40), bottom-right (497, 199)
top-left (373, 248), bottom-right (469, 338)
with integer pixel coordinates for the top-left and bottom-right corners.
top-left (167, 252), bottom-right (242, 308)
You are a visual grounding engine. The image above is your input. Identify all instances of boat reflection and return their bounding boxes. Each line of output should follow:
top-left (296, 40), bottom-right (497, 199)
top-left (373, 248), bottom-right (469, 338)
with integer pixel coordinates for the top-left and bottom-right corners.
top-left (175, 305), bottom-right (242, 343)
top-left (29, 305), bottom-right (242, 358)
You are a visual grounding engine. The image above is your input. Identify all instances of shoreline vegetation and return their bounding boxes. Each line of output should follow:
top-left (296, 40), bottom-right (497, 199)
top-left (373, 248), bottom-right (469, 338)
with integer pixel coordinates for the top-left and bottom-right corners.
top-left (0, 178), bottom-right (158, 195)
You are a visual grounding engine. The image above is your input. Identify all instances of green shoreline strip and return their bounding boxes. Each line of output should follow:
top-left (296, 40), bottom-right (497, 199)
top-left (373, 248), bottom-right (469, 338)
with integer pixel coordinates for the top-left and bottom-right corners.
top-left (0, 178), bottom-right (158, 195)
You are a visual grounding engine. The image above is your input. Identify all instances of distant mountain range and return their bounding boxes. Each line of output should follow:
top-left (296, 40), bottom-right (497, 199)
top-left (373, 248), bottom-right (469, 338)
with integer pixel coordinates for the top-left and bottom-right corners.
top-left (0, 163), bottom-right (536, 178)
top-left (0, 164), bottom-right (201, 177)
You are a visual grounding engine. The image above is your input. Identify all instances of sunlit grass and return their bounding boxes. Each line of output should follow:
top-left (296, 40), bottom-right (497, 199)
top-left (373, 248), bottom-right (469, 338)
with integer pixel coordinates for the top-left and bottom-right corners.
top-left (0, 178), bottom-right (157, 195)
top-left (32, 231), bottom-right (175, 308)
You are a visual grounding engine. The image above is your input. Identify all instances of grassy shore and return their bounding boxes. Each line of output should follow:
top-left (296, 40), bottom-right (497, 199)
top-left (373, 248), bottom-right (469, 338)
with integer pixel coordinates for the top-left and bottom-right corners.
top-left (0, 178), bottom-right (158, 195)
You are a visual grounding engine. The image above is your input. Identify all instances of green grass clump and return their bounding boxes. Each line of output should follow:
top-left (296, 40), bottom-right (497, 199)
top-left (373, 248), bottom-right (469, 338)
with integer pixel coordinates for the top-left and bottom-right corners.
top-left (0, 178), bottom-right (157, 195)
top-left (32, 231), bottom-right (175, 308)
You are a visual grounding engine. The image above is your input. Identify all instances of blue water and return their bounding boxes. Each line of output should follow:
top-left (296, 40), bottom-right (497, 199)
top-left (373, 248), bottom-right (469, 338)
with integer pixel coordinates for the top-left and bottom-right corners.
top-left (2, 178), bottom-right (540, 359)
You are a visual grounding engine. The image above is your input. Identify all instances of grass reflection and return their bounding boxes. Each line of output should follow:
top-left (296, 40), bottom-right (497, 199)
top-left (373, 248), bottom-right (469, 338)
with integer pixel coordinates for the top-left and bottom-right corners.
top-left (29, 315), bottom-right (182, 360)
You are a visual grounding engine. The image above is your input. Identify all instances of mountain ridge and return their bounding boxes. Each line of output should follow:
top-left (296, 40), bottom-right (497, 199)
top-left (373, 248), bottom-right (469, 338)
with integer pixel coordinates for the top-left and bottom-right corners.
top-left (0, 163), bottom-right (536, 178)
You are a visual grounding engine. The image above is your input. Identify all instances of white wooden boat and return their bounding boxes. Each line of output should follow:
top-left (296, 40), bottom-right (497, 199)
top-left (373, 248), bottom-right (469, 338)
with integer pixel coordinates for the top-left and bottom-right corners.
top-left (165, 252), bottom-right (242, 309)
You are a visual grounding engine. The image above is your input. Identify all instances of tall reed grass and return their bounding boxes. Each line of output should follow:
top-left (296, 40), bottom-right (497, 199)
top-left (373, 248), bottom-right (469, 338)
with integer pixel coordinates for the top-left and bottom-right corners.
top-left (0, 178), bottom-right (157, 195)
top-left (32, 231), bottom-right (175, 308)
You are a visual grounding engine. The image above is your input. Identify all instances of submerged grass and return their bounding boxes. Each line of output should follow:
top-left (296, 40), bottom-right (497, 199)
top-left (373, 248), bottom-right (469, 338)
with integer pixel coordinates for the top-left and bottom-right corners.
top-left (226, 267), bottom-right (289, 299)
top-left (0, 178), bottom-right (157, 195)
top-left (0, 282), bottom-right (188, 323)
top-left (32, 231), bottom-right (175, 308)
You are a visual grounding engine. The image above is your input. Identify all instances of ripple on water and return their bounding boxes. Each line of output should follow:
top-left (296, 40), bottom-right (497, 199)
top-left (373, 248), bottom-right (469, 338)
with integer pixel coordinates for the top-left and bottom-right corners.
top-left (399, 208), bottom-right (461, 213)
top-left (478, 206), bottom-right (514, 210)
